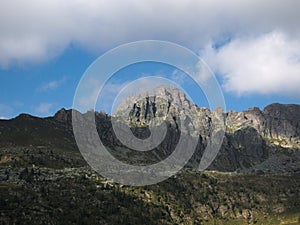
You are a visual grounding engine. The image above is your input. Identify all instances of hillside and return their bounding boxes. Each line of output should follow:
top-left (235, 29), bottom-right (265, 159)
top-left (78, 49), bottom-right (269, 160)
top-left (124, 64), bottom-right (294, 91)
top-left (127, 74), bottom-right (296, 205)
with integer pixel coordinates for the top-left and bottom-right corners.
top-left (0, 86), bottom-right (300, 224)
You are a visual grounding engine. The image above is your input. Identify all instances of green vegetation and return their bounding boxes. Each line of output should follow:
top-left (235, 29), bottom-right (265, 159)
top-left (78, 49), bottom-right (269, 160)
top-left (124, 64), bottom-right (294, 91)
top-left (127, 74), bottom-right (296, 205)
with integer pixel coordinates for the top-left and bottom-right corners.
top-left (1, 106), bottom-right (300, 224)
top-left (1, 166), bottom-right (300, 225)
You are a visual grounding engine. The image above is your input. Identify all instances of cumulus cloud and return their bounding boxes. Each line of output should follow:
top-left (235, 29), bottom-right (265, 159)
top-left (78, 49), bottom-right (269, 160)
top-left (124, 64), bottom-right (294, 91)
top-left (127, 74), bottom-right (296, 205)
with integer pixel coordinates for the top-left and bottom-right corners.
top-left (1, 0), bottom-right (300, 68)
top-left (202, 30), bottom-right (300, 97)
top-left (1, 0), bottom-right (300, 99)
top-left (35, 103), bottom-right (54, 115)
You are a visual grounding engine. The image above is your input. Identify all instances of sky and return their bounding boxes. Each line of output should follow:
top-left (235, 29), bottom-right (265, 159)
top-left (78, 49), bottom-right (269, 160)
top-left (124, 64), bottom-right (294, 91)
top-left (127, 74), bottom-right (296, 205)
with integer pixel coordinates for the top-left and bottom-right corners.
top-left (0, 0), bottom-right (300, 119)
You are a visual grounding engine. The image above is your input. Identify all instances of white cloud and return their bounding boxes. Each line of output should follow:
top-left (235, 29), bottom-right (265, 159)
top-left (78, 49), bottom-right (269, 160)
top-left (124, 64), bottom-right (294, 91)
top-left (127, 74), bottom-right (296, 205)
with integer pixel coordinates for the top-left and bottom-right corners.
top-left (37, 77), bottom-right (66, 92)
top-left (35, 103), bottom-right (54, 115)
top-left (202, 30), bottom-right (300, 97)
top-left (195, 60), bottom-right (213, 84)
top-left (1, 0), bottom-right (300, 68)
top-left (0, 116), bottom-right (7, 120)
top-left (1, 1), bottom-right (300, 99)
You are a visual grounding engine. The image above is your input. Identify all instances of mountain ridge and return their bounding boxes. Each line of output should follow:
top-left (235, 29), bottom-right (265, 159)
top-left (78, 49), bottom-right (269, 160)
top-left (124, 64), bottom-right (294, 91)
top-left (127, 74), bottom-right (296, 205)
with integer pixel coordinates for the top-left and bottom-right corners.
top-left (0, 86), bottom-right (299, 174)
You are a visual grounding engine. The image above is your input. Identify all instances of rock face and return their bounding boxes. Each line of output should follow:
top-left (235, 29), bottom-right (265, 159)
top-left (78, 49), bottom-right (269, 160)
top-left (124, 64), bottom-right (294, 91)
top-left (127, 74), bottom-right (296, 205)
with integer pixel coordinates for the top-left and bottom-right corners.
top-left (112, 86), bottom-right (226, 170)
top-left (115, 87), bottom-right (300, 149)
top-left (113, 86), bottom-right (300, 172)
top-left (115, 86), bottom-right (199, 129)
top-left (54, 108), bottom-right (72, 124)
top-left (226, 103), bottom-right (300, 149)
top-left (114, 86), bottom-right (224, 138)
top-left (215, 127), bottom-right (269, 171)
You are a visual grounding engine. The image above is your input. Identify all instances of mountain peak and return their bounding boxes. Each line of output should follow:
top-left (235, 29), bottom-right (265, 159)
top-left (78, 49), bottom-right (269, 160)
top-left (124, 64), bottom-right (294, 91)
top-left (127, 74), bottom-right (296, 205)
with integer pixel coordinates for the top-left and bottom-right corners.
top-left (114, 85), bottom-right (198, 126)
top-left (53, 108), bottom-right (72, 123)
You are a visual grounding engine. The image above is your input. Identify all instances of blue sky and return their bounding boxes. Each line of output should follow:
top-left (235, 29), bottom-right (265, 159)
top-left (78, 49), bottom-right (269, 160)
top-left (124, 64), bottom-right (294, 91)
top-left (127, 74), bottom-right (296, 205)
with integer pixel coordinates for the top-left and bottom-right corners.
top-left (1, 1), bottom-right (300, 119)
top-left (0, 47), bottom-right (95, 118)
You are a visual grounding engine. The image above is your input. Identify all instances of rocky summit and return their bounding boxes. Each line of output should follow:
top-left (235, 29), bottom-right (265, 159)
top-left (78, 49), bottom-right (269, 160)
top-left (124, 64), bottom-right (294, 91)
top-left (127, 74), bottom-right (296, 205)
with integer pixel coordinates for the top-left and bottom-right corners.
top-left (0, 85), bottom-right (300, 225)
top-left (113, 85), bottom-right (300, 173)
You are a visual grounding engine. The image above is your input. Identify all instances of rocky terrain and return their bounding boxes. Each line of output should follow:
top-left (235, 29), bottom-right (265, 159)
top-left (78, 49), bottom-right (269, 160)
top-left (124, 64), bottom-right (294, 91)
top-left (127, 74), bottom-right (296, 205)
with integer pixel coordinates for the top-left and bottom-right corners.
top-left (113, 86), bottom-right (300, 173)
top-left (0, 85), bottom-right (300, 224)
